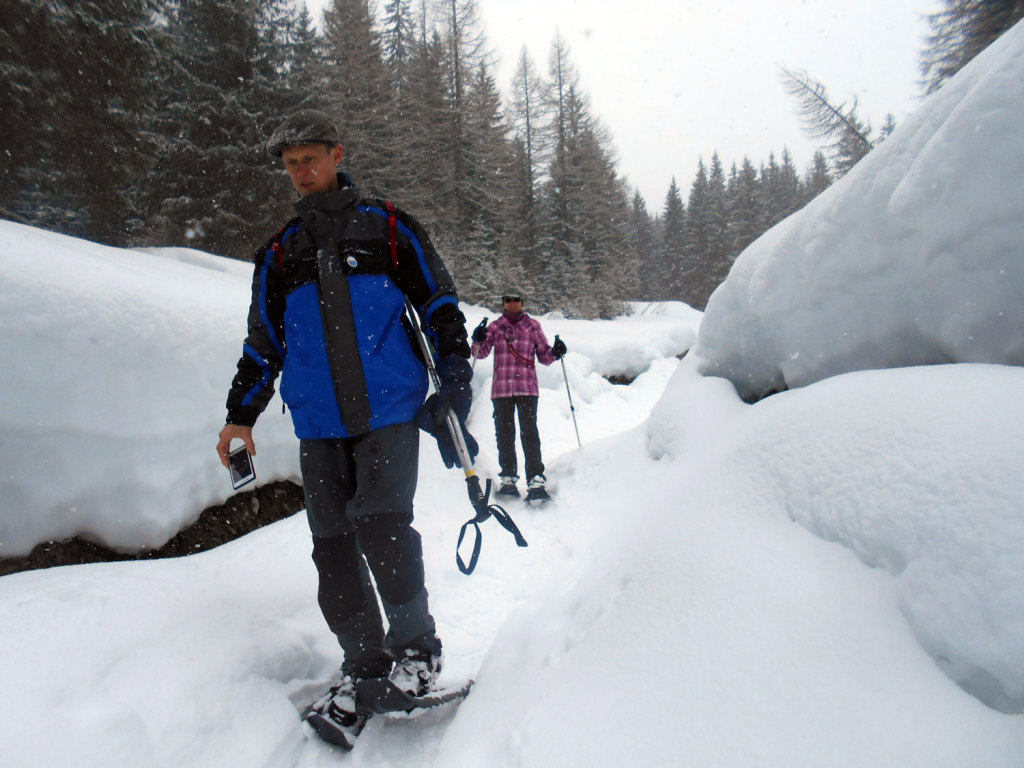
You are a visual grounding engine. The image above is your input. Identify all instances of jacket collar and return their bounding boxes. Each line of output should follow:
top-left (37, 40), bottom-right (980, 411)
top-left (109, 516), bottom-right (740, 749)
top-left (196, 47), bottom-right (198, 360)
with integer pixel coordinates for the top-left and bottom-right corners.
top-left (293, 174), bottom-right (360, 244)
top-left (293, 173), bottom-right (359, 224)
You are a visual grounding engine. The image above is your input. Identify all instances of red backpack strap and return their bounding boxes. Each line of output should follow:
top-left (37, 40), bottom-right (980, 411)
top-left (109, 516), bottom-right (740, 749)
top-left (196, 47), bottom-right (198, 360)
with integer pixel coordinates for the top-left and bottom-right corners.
top-left (274, 237), bottom-right (284, 270)
top-left (268, 221), bottom-right (293, 270)
top-left (385, 201), bottom-right (399, 271)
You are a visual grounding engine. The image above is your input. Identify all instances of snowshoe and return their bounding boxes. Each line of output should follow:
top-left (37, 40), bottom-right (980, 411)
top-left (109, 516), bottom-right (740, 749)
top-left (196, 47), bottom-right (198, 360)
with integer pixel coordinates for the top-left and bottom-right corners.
top-left (389, 647), bottom-right (443, 697)
top-left (495, 476), bottom-right (520, 498)
top-left (303, 674), bottom-right (369, 750)
top-left (524, 476), bottom-right (551, 504)
top-left (355, 677), bottom-right (474, 716)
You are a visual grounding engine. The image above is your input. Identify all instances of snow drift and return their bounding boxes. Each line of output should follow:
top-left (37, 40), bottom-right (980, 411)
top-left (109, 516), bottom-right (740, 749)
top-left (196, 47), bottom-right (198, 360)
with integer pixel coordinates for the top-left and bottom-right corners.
top-left (696, 20), bottom-right (1024, 401)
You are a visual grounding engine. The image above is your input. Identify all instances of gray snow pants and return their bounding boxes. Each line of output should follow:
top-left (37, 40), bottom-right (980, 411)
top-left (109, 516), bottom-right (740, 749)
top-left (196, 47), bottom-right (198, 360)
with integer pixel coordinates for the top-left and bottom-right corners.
top-left (300, 422), bottom-right (440, 679)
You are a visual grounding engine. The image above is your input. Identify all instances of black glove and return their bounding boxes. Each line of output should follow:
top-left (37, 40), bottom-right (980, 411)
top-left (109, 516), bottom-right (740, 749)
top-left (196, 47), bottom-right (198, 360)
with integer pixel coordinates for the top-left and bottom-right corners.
top-left (552, 336), bottom-right (567, 359)
top-left (472, 318), bottom-right (488, 343)
top-left (416, 355), bottom-right (479, 468)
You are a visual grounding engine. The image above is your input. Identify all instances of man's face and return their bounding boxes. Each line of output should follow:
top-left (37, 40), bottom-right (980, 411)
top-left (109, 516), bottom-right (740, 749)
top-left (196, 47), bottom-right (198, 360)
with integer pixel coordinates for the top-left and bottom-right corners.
top-left (281, 143), bottom-right (343, 196)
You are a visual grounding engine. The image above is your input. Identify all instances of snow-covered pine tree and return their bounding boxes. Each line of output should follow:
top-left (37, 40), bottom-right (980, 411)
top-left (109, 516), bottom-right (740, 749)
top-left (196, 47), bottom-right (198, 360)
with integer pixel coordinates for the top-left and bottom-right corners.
top-left (704, 152), bottom-right (729, 286)
top-left (456, 61), bottom-right (518, 304)
top-left (319, 0), bottom-right (395, 197)
top-left (680, 158), bottom-right (709, 307)
top-left (390, 6), bottom-right (450, 228)
top-left (659, 179), bottom-right (686, 300)
top-left (579, 126), bottom-right (634, 316)
top-left (506, 47), bottom-right (550, 283)
top-left (135, 0), bottom-right (295, 259)
top-left (383, 0), bottom-right (415, 87)
top-left (537, 33), bottom-right (631, 317)
top-left (280, 3), bottom-right (326, 109)
top-left (535, 31), bottom-right (578, 313)
top-left (1, 0), bottom-right (158, 246)
top-left (726, 157), bottom-right (763, 260)
top-left (920, 0), bottom-right (1024, 94)
top-left (436, 0), bottom-right (490, 237)
top-left (803, 150), bottom-right (833, 201)
top-left (762, 148), bottom-right (802, 228)
top-left (628, 189), bottom-right (658, 300)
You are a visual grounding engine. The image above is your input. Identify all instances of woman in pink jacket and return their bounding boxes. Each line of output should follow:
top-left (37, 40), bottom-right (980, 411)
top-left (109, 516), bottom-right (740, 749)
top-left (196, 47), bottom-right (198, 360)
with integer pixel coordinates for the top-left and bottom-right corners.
top-left (470, 291), bottom-right (567, 502)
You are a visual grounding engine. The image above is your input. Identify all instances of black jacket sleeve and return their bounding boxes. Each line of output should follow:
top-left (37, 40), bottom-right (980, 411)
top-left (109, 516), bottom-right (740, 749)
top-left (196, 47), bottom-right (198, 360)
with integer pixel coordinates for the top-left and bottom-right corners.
top-left (385, 204), bottom-right (469, 359)
top-left (225, 232), bottom-right (288, 426)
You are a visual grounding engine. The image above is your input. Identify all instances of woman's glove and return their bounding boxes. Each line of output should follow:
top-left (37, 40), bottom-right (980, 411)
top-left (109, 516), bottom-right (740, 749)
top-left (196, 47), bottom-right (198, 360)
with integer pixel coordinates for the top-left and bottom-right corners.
top-left (552, 336), bottom-right (567, 359)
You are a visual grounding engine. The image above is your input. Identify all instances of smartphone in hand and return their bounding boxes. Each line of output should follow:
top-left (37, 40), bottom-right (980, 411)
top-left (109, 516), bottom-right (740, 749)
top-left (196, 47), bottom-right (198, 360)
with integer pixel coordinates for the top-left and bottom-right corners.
top-left (228, 444), bottom-right (256, 490)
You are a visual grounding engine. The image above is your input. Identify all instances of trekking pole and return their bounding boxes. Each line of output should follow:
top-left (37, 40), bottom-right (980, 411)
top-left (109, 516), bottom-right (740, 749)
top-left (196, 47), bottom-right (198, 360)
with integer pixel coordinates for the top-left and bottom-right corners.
top-left (404, 301), bottom-right (527, 575)
top-left (555, 335), bottom-right (582, 449)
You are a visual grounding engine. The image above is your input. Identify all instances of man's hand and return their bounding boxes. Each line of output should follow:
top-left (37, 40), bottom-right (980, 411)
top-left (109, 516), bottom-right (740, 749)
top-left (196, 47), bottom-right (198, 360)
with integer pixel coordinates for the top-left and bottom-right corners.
top-left (416, 354), bottom-right (478, 468)
top-left (217, 424), bottom-right (255, 468)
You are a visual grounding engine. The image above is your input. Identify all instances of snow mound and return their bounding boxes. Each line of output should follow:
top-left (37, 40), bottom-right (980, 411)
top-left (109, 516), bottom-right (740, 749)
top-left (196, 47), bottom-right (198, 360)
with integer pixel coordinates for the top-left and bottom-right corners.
top-left (0, 222), bottom-right (300, 556)
top-left (696, 20), bottom-right (1024, 401)
top-left (723, 363), bottom-right (1024, 712)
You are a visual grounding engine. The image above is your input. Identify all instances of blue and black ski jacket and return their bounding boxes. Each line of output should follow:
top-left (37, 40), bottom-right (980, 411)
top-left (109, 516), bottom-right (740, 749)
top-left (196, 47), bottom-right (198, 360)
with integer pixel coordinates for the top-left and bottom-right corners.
top-left (226, 175), bottom-right (469, 439)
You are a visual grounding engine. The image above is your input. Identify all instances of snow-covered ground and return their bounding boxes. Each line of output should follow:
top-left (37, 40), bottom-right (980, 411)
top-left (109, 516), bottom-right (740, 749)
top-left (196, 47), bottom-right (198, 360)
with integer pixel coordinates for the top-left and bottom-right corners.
top-left (1, 224), bottom-right (1022, 766)
top-left (3, 18), bottom-right (1024, 767)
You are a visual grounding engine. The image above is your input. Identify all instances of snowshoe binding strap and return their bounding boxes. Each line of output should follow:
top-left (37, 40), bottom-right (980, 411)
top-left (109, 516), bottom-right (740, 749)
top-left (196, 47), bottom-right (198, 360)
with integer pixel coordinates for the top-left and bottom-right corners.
top-left (456, 477), bottom-right (528, 575)
top-left (355, 678), bottom-right (474, 715)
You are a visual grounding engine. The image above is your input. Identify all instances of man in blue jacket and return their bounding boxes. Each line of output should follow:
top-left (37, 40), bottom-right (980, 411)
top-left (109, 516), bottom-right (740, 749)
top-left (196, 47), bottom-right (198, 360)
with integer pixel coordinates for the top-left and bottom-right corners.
top-left (216, 110), bottom-right (474, 742)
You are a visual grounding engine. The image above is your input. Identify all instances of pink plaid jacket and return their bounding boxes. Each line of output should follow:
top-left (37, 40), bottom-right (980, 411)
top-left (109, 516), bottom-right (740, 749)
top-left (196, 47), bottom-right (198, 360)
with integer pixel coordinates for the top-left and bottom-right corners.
top-left (471, 312), bottom-right (556, 399)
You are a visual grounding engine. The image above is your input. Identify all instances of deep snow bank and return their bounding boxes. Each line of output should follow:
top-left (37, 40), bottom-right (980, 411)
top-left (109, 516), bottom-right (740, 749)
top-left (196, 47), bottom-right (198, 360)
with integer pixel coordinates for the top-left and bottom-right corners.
top-left (0, 224), bottom-right (301, 556)
top-left (696, 21), bottom-right (1024, 401)
top-left (719, 363), bottom-right (1024, 712)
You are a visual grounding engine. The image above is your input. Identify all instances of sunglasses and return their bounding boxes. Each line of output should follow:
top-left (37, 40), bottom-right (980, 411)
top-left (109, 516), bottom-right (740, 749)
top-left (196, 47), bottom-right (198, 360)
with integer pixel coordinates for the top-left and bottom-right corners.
top-left (503, 296), bottom-right (522, 303)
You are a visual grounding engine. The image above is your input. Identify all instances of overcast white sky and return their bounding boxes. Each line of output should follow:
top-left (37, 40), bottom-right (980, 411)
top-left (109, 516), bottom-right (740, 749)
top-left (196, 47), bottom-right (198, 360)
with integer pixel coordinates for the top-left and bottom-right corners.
top-left (305, 0), bottom-right (933, 210)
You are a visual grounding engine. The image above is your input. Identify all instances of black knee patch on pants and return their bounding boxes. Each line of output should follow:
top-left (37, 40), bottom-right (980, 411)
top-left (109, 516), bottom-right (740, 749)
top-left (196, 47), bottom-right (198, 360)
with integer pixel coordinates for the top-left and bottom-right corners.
top-left (311, 532), bottom-right (371, 629)
top-left (311, 532), bottom-right (390, 676)
top-left (355, 513), bottom-right (425, 608)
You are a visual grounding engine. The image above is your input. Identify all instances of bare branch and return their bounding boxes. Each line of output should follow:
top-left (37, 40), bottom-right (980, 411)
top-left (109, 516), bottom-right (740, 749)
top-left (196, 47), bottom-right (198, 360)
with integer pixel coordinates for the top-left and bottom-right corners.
top-left (778, 66), bottom-right (873, 174)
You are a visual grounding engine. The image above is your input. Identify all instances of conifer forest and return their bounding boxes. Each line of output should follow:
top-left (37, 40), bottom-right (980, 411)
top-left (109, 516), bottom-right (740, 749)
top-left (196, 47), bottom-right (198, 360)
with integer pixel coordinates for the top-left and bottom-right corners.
top-left (1, 0), bottom-right (1019, 315)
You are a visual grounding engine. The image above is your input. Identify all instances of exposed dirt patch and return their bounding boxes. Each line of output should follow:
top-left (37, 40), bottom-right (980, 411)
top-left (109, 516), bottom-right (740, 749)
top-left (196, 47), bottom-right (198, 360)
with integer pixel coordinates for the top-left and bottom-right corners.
top-left (0, 480), bottom-right (305, 577)
top-left (602, 347), bottom-right (691, 386)
top-left (605, 373), bottom-right (635, 385)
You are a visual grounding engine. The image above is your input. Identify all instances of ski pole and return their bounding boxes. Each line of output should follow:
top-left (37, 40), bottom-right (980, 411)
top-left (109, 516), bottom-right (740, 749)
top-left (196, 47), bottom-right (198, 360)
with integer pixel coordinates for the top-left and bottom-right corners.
top-left (555, 335), bottom-right (582, 449)
top-left (404, 301), bottom-right (527, 574)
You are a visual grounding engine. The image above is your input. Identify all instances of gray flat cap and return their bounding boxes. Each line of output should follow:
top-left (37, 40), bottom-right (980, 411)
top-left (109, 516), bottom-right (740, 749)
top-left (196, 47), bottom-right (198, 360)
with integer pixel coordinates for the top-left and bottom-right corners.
top-left (266, 110), bottom-right (340, 157)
